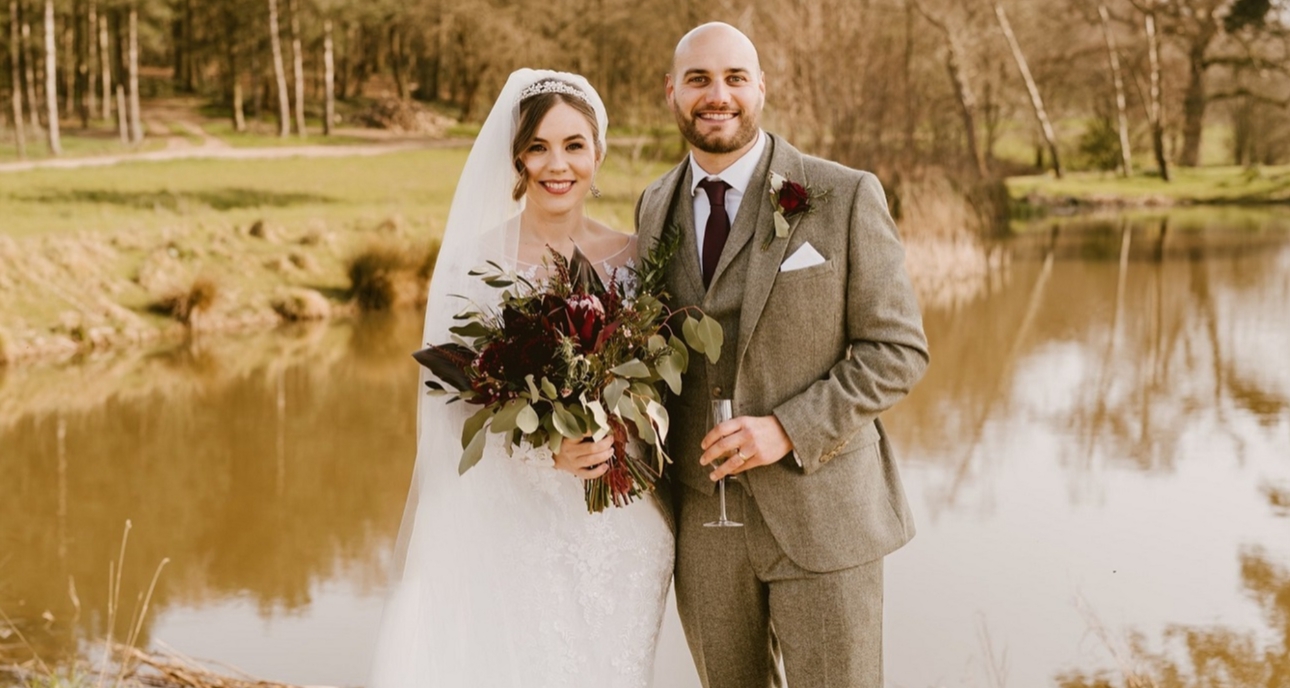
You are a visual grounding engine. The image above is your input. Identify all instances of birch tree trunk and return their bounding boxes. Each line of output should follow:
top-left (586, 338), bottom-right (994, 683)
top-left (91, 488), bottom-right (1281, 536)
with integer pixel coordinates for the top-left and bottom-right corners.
top-left (994, 2), bottom-right (1062, 177)
top-left (267, 0), bottom-right (290, 137)
top-left (114, 82), bottom-right (126, 142)
top-left (9, 0), bottom-right (26, 157)
top-left (287, 0), bottom-right (305, 136)
top-left (323, 18), bottom-right (335, 136)
top-left (1145, 10), bottom-right (1170, 181)
top-left (127, 1), bottom-right (141, 143)
top-left (98, 10), bottom-right (109, 120)
top-left (43, 0), bottom-right (61, 154)
top-left (22, 19), bottom-right (42, 132)
top-left (86, 0), bottom-right (97, 119)
top-left (917, 3), bottom-right (987, 178)
top-left (1098, 4), bottom-right (1132, 176)
top-left (224, 13), bottom-right (246, 132)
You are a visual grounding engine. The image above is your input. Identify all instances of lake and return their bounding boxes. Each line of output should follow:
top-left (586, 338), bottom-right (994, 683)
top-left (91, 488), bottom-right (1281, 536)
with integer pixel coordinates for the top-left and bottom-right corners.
top-left (2, 211), bottom-right (1288, 687)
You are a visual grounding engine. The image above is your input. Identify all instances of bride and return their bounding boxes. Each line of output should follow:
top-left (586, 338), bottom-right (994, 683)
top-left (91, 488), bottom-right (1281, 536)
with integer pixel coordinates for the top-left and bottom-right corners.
top-left (367, 70), bottom-right (673, 687)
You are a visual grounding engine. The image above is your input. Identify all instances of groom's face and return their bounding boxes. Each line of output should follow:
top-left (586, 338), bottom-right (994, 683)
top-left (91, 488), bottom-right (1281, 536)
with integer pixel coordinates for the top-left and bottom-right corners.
top-left (667, 32), bottom-right (765, 156)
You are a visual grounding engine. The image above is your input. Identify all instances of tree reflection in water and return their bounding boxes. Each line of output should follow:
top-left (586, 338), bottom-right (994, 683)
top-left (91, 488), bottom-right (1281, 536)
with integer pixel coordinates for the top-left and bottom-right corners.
top-left (0, 317), bottom-right (424, 667)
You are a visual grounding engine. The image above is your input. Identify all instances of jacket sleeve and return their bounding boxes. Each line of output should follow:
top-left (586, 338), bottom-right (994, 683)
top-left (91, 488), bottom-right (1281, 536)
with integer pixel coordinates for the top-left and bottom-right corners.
top-left (772, 172), bottom-right (929, 475)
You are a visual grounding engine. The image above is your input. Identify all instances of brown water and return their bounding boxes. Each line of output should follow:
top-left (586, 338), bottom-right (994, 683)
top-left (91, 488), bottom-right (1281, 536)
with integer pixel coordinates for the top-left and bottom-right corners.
top-left (2, 217), bottom-right (1288, 687)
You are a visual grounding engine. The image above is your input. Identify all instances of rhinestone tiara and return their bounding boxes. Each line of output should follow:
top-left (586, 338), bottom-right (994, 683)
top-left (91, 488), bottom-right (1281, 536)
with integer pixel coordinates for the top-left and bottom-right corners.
top-left (517, 79), bottom-right (589, 103)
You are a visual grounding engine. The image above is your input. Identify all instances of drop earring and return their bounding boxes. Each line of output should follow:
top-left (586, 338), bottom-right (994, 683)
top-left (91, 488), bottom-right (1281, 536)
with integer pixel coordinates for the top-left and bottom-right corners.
top-left (590, 180), bottom-right (602, 198)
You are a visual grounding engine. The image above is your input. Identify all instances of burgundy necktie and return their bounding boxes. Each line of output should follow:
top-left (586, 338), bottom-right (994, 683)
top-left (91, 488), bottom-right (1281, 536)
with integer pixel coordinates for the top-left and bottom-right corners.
top-left (697, 178), bottom-right (731, 287)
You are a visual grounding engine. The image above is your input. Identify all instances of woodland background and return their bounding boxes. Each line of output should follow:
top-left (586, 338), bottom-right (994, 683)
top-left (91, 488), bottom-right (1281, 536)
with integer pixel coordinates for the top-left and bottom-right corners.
top-left (4, 0), bottom-right (1290, 187)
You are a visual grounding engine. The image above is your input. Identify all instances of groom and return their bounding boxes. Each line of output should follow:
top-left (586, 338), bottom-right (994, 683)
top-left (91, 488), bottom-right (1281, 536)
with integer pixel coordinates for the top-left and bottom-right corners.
top-left (635, 22), bottom-right (929, 688)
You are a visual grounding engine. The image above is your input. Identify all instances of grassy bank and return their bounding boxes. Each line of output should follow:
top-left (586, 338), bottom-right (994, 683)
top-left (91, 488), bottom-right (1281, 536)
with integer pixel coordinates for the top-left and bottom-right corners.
top-left (0, 147), bottom-right (670, 364)
top-left (1008, 164), bottom-right (1290, 210)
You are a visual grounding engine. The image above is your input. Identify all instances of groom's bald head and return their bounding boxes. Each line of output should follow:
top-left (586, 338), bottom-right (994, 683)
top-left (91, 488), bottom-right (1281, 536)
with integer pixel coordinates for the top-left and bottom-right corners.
top-left (671, 22), bottom-right (762, 79)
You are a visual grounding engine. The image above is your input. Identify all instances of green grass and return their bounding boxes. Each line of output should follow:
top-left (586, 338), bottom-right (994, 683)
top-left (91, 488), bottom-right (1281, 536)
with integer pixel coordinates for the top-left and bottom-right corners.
top-left (1006, 164), bottom-right (1290, 205)
top-left (201, 119), bottom-right (377, 147)
top-left (0, 146), bottom-right (675, 348)
top-left (0, 126), bottom-right (168, 164)
top-left (0, 146), bottom-right (671, 239)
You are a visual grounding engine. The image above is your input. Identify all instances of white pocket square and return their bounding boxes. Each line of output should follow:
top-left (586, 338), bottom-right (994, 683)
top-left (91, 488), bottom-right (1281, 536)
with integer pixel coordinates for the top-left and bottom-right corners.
top-left (780, 242), bottom-right (826, 272)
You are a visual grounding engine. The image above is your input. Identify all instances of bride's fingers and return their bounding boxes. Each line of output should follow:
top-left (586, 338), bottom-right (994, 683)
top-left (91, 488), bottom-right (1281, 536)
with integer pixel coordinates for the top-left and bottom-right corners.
top-left (579, 462), bottom-right (610, 480)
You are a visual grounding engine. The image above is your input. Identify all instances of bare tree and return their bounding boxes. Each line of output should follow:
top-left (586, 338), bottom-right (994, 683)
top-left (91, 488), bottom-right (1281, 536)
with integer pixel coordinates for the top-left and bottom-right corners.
top-left (21, 14), bottom-right (41, 132)
top-left (43, 0), bottom-right (61, 154)
top-left (127, 0), bottom-right (141, 143)
top-left (287, 0), bottom-right (305, 136)
top-left (268, 0), bottom-right (290, 137)
top-left (916, 1), bottom-right (988, 177)
top-left (87, 0), bottom-right (98, 119)
top-left (1098, 4), bottom-right (1133, 175)
top-left (1144, 7), bottom-right (1171, 180)
top-left (9, 0), bottom-right (26, 157)
top-left (323, 16), bottom-right (335, 135)
top-left (995, 2), bottom-right (1063, 177)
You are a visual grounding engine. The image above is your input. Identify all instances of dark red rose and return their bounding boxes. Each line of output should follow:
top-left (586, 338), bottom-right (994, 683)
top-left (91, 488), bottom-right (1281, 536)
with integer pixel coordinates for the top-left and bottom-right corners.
top-left (564, 293), bottom-right (606, 352)
top-left (778, 180), bottom-right (811, 217)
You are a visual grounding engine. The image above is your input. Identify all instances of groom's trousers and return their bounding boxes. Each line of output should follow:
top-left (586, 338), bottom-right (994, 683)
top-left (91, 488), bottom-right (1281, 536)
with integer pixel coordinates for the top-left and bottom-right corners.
top-left (674, 479), bottom-right (884, 688)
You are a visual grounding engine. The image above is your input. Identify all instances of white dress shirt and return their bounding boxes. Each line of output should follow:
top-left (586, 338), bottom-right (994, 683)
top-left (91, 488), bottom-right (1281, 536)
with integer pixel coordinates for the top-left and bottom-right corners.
top-left (688, 130), bottom-right (767, 269)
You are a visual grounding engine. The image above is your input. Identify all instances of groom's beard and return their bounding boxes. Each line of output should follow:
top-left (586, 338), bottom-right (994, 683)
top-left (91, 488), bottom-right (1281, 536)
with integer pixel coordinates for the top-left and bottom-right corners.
top-left (672, 105), bottom-right (759, 155)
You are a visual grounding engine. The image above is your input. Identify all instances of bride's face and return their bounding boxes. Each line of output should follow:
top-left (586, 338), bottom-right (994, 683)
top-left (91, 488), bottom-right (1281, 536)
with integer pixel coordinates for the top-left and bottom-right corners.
top-left (519, 102), bottom-right (600, 214)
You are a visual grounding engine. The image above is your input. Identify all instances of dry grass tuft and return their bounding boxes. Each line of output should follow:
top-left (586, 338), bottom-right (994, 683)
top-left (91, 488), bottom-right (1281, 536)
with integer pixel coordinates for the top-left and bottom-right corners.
top-left (246, 220), bottom-right (272, 240)
top-left (153, 277), bottom-right (219, 325)
top-left (287, 251), bottom-right (318, 273)
top-left (270, 289), bottom-right (331, 322)
top-left (346, 240), bottom-right (436, 312)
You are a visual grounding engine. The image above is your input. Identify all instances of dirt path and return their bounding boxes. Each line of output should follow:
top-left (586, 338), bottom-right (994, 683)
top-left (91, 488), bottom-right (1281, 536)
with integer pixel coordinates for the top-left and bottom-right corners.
top-left (0, 138), bottom-right (468, 174)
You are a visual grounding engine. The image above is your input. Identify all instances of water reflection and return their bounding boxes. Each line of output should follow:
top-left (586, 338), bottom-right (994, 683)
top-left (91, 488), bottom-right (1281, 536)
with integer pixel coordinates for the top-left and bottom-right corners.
top-left (2, 219), bottom-right (1289, 687)
top-left (0, 317), bottom-right (423, 666)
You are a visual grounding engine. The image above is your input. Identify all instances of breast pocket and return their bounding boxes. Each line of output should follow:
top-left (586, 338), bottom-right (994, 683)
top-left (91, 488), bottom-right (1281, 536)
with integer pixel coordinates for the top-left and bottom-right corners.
top-left (775, 257), bottom-right (836, 286)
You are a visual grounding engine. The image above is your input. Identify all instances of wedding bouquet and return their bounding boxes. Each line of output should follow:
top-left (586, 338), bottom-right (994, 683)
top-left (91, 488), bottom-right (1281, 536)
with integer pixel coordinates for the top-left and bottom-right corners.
top-left (414, 225), bottom-right (722, 513)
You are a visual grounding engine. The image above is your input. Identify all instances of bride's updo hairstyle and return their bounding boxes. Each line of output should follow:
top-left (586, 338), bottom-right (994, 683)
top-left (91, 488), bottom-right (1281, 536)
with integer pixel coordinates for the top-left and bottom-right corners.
top-left (511, 79), bottom-right (604, 201)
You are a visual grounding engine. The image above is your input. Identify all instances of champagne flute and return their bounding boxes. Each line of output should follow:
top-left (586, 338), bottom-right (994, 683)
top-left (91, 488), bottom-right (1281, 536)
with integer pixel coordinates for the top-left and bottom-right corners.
top-left (704, 399), bottom-right (743, 528)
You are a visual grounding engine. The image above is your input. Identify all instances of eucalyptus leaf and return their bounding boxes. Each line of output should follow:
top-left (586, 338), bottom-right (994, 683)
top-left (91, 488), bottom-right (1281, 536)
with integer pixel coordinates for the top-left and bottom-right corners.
top-left (603, 377), bottom-right (629, 412)
top-left (647, 334), bottom-right (667, 353)
top-left (489, 398), bottom-right (526, 434)
top-left (645, 399), bottom-right (670, 442)
top-left (585, 399), bottom-right (610, 440)
top-left (657, 351), bottom-right (682, 394)
top-left (682, 316), bottom-right (706, 357)
top-left (610, 359), bottom-right (651, 378)
top-left (516, 403), bottom-right (540, 434)
top-left (698, 315), bottom-right (724, 364)
top-left (551, 402), bottom-right (584, 439)
top-left (668, 334), bottom-right (690, 372)
top-left (449, 321), bottom-right (490, 338)
top-left (458, 426), bottom-right (488, 475)
top-left (525, 374), bottom-right (541, 400)
top-left (541, 377), bottom-right (559, 399)
top-left (461, 405), bottom-right (493, 449)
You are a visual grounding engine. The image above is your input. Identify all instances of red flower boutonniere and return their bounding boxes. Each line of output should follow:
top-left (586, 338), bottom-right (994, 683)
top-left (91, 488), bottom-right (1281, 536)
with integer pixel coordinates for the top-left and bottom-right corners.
top-left (763, 172), bottom-right (827, 250)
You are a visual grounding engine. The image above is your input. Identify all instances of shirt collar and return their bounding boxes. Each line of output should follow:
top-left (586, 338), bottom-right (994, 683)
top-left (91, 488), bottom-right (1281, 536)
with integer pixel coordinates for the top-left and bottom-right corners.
top-left (688, 130), bottom-right (766, 197)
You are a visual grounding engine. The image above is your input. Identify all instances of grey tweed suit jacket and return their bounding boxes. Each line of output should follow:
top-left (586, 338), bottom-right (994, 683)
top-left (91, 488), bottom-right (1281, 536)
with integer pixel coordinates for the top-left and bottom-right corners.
top-left (635, 133), bottom-right (930, 573)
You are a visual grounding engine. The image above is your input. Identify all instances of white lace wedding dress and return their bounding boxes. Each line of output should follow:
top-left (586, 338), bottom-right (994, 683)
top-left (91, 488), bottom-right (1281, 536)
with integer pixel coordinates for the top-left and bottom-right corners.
top-left (368, 249), bottom-right (673, 688)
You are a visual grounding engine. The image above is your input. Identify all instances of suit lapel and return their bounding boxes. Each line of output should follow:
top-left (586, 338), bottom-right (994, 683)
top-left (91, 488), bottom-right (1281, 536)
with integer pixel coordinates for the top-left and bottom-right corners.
top-left (736, 134), bottom-right (808, 364)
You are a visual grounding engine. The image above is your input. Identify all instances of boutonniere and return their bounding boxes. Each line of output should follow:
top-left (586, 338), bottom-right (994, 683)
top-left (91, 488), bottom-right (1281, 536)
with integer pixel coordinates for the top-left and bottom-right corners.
top-left (763, 172), bottom-right (827, 250)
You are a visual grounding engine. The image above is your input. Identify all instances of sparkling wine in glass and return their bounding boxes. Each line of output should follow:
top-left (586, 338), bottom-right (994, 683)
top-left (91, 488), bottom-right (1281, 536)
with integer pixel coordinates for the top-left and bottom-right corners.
top-left (704, 399), bottom-right (743, 528)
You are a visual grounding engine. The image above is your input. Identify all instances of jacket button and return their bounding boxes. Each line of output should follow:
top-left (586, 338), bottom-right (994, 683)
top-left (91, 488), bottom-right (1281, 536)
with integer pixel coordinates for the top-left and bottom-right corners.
top-left (712, 386), bottom-right (723, 397)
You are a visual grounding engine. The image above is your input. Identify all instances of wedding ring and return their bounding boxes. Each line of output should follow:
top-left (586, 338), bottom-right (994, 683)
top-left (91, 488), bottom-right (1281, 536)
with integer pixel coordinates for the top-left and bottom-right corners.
top-left (736, 448), bottom-right (750, 461)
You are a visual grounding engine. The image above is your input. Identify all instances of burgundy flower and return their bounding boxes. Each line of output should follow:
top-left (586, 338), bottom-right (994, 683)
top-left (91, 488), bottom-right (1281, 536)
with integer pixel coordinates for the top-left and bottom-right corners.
top-left (565, 293), bottom-right (606, 353)
top-left (778, 180), bottom-right (811, 217)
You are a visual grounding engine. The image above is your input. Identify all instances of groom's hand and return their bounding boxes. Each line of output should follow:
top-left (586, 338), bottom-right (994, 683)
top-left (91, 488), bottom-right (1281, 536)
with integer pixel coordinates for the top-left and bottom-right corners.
top-left (700, 415), bottom-right (795, 481)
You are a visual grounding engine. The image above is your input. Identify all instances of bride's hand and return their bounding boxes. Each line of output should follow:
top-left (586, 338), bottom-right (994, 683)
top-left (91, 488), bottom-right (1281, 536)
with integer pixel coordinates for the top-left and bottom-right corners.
top-left (553, 435), bottom-right (613, 480)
